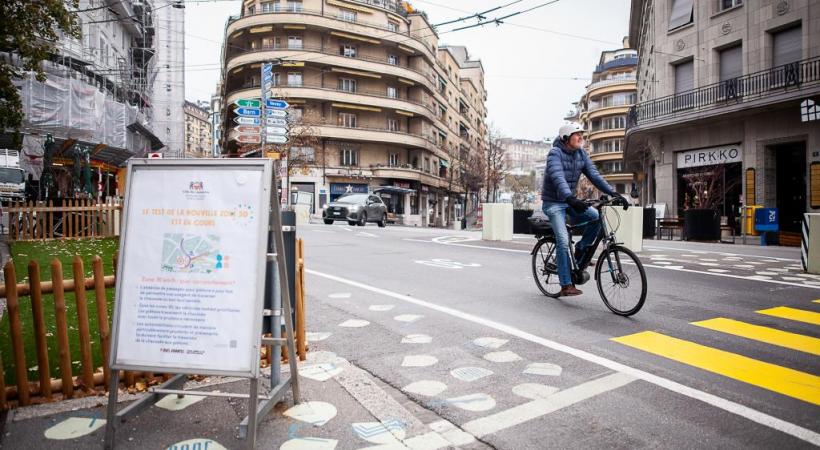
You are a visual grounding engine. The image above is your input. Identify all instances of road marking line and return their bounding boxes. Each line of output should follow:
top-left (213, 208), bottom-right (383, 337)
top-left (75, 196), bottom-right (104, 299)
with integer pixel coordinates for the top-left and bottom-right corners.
top-left (813, 299), bottom-right (820, 304)
top-left (644, 246), bottom-right (799, 262)
top-left (307, 269), bottom-right (820, 446)
top-left (757, 307), bottom-right (820, 326)
top-left (692, 318), bottom-right (820, 356)
top-left (611, 331), bottom-right (820, 406)
top-left (462, 372), bottom-right (635, 437)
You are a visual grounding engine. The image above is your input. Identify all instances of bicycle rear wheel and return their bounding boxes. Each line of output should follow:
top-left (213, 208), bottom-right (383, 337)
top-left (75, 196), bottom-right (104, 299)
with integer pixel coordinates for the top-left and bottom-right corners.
top-left (532, 239), bottom-right (562, 298)
top-left (595, 245), bottom-right (646, 316)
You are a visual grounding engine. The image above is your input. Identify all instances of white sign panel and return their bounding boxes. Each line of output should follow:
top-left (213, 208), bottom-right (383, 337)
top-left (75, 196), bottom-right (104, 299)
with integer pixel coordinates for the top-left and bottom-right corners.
top-left (111, 160), bottom-right (271, 377)
top-left (676, 144), bottom-right (742, 169)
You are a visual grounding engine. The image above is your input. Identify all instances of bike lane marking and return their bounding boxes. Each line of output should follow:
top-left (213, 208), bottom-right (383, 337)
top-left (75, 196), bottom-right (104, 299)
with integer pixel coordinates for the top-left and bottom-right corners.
top-left (307, 269), bottom-right (820, 446)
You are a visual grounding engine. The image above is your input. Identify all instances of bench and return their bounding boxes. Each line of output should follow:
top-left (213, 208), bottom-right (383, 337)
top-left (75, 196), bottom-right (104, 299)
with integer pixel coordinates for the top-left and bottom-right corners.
top-left (656, 217), bottom-right (684, 240)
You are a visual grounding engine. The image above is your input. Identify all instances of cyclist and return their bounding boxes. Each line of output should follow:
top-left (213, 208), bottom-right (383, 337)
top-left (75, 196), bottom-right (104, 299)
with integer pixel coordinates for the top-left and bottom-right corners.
top-left (541, 122), bottom-right (627, 297)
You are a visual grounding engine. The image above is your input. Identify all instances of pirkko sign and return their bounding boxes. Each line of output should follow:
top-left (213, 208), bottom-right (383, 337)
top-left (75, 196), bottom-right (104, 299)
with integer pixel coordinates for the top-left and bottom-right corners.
top-left (676, 145), bottom-right (741, 169)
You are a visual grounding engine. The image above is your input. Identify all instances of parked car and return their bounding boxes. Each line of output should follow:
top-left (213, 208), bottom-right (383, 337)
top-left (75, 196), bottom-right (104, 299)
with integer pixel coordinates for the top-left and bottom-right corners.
top-left (323, 193), bottom-right (388, 227)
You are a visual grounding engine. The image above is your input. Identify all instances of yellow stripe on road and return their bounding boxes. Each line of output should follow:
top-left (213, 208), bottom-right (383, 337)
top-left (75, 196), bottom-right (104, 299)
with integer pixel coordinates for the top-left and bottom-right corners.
top-left (692, 318), bottom-right (820, 356)
top-left (813, 299), bottom-right (820, 304)
top-left (611, 331), bottom-right (820, 405)
top-left (757, 307), bottom-right (820, 326)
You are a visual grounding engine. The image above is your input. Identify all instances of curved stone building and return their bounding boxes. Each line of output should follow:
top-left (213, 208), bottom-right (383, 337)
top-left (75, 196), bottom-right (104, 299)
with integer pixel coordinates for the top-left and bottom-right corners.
top-left (219, 0), bottom-right (487, 227)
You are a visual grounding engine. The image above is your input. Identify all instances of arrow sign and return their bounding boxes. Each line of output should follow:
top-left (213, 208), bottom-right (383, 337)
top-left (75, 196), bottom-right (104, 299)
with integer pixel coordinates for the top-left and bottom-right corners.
top-left (234, 116), bottom-right (261, 125)
top-left (234, 98), bottom-right (260, 108)
top-left (266, 117), bottom-right (288, 126)
top-left (266, 126), bottom-right (288, 135)
top-left (235, 125), bottom-right (261, 134)
top-left (266, 135), bottom-right (289, 144)
top-left (236, 134), bottom-right (262, 144)
top-left (266, 109), bottom-right (288, 118)
top-left (235, 107), bottom-right (261, 117)
top-left (266, 99), bottom-right (289, 109)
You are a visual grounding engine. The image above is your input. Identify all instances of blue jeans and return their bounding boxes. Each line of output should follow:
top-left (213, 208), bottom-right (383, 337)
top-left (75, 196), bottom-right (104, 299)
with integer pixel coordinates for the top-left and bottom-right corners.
top-left (541, 202), bottom-right (601, 286)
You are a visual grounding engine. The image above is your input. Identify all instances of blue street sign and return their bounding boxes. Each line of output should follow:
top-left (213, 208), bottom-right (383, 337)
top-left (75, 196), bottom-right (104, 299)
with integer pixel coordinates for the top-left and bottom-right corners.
top-left (235, 107), bottom-right (261, 117)
top-left (754, 208), bottom-right (779, 232)
top-left (263, 72), bottom-right (273, 82)
top-left (234, 116), bottom-right (261, 125)
top-left (262, 63), bottom-right (273, 75)
top-left (266, 99), bottom-right (289, 109)
top-left (266, 109), bottom-right (288, 118)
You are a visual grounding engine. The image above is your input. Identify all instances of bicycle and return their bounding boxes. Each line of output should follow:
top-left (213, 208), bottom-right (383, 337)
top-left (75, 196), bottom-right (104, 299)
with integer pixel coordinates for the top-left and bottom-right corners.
top-left (530, 195), bottom-right (647, 316)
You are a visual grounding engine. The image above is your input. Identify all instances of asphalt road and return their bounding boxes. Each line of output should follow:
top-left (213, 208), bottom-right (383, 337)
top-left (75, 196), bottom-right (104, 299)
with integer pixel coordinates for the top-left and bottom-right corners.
top-left (299, 222), bottom-right (820, 449)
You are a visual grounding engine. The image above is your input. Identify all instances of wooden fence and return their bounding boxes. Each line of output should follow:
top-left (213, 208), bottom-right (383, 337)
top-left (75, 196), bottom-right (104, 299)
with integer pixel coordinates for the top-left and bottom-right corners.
top-left (0, 239), bottom-right (308, 410)
top-left (5, 198), bottom-right (122, 241)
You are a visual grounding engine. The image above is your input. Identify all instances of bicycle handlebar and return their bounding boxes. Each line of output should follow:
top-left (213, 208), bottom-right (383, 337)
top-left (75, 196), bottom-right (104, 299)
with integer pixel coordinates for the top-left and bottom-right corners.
top-left (584, 195), bottom-right (630, 211)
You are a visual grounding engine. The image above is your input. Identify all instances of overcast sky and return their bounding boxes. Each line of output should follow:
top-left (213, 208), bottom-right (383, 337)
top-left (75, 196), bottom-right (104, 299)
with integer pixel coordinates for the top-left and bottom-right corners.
top-left (183, 0), bottom-right (632, 142)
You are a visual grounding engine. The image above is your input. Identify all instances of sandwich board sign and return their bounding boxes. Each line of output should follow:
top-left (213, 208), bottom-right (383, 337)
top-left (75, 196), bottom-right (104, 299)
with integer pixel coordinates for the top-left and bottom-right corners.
top-left (109, 159), bottom-right (271, 377)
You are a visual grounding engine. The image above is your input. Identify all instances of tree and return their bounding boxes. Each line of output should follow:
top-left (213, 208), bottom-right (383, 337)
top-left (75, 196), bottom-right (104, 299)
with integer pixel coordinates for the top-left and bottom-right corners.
top-left (484, 127), bottom-right (507, 202)
top-left (503, 172), bottom-right (537, 208)
top-left (681, 164), bottom-right (739, 211)
top-left (0, 1), bottom-right (80, 132)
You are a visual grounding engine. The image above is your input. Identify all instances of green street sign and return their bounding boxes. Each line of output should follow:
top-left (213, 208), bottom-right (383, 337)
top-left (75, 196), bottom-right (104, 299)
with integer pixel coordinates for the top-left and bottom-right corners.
top-left (234, 98), bottom-right (261, 108)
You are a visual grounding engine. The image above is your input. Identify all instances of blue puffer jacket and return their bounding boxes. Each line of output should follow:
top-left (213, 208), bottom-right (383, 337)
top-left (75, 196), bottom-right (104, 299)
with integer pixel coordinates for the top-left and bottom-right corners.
top-left (541, 137), bottom-right (616, 202)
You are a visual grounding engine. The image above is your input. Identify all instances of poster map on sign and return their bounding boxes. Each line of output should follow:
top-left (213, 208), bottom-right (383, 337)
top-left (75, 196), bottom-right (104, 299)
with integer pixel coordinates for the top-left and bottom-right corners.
top-left (110, 160), bottom-right (271, 377)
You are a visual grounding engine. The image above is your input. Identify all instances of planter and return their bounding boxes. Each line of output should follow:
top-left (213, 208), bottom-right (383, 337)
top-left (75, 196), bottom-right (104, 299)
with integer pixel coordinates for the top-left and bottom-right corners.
top-left (683, 208), bottom-right (720, 241)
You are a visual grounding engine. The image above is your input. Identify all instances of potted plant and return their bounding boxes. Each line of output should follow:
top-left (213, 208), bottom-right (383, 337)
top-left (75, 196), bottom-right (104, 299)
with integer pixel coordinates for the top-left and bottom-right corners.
top-left (681, 165), bottom-right (737, 241)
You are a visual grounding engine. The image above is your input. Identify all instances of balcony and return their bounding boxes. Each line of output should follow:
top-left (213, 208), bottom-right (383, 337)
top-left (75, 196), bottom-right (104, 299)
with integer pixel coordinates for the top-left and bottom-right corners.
top-left (627, 57), bottom-right (820, 130)
top-left (594, 57), bottom-right (638, 73)
top-left (314, 124), bottom-right (444, 157)
top-left (586, 77), bottom-right (636, 97)
top-left (226, 6), bottom-right (434, 63)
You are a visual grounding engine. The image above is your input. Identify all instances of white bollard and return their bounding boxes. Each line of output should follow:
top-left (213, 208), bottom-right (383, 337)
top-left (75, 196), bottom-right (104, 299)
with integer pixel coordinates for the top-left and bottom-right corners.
top-left (482, 203), bottom-right (513, 241)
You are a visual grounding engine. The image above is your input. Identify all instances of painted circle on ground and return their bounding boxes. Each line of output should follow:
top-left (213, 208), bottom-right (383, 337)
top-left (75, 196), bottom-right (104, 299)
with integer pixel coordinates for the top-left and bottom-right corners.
top-left (401, 355), bottom-right (438, 367)
top-left (512, 383), bottom-right (560, 400)
top-left (446, 393), bottom-right (496, 411)
top-left (401, 334), bottom-right (432, 344)
top-left (283, 401), bottom-right (338, 426)
top-left (369, 304), bottom-right (395, 311)
top-left (523, 362), bottom-right (563, 376)
top-left (338, 319), bottom-right (370, 328)
top-left (44, 417), bottom-right (106, 440)
top-left (280, 437), bottom-right (338, 449)
top-left (402, 380), bottom-right (448, 397)
top-left (472, 337), bottom-right (508, 349)
top-left (394, 314), bottom-right (424, 323)
top-left (483, 350), bottom-right (522, 363)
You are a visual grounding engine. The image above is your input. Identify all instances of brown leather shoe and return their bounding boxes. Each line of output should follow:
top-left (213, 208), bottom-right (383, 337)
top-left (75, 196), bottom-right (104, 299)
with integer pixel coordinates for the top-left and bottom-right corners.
top-left (560, 285), bottom-right (583, 296)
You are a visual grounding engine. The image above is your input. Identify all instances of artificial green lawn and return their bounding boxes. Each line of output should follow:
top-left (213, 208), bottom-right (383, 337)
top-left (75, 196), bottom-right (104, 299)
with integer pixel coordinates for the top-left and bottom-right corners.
top-left (1, 238), bottom-right (119, 387)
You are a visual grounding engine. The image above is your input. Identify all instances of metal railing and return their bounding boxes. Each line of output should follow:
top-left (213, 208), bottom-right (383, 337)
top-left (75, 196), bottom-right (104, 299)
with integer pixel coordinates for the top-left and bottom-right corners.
top-left (586, 77), bottom-right (636, 92)
top-left (627, 57), bottom-right (820, 128)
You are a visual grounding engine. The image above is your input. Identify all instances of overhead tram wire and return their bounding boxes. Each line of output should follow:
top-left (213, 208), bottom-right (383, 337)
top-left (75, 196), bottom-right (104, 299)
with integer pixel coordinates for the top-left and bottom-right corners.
top-left (432, 0), bottom-right (525, 27)
top-left (448, 0), bottom-right (561, 32)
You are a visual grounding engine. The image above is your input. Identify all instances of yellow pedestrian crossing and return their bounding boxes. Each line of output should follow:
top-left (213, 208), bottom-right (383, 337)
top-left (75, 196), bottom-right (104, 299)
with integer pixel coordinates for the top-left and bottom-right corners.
top-left (611, 331), bottom-right (820, 405)
top-left (691, 318), bottom-right (820, 356)
top-left (757, 307), bottom-right (820, 326)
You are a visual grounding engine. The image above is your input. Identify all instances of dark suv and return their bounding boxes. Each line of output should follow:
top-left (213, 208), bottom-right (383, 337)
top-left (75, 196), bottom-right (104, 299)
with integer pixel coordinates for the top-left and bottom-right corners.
top-left (323, 193), bottom-right (388, 227)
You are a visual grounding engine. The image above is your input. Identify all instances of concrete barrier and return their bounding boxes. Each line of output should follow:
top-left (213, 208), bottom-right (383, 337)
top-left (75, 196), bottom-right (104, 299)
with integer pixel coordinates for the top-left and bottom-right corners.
top-left (482, 203), bottom-right (513, 241)
top-left (294, 204), bottom-right (310, 225)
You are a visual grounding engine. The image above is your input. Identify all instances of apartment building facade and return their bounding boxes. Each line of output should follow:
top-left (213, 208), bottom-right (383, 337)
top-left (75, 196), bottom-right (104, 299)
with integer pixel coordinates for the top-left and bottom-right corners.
top-left (5, 0), bottom-right (163, 199)
top-left (626, 0), bottom-right (820, 237)
top-left (578, 38), bottom-right (638, 195)
top-left (218, 0), bottom-right (488, 227)
top-left (184, 101), bottom-right (213, 158)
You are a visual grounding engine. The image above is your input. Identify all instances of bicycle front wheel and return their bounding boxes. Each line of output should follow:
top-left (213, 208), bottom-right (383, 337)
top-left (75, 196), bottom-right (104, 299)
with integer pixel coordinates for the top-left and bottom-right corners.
top-left (532, 239), bottom-right (562, 298)
top-left (595, 245), bottom-right (647, 316)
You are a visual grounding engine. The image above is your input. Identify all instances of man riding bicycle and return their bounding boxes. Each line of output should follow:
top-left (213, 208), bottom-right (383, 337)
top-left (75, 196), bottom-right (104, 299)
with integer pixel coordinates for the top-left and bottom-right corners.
top-left (541, 122), bottom-right (627, 297)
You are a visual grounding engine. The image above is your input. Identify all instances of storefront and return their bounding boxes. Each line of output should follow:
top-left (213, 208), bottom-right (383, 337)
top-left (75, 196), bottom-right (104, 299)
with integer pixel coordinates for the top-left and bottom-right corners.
top-left (675, 144), bottom-right (743, 233)
top-left (374, 181), bottom-right (414, 215)
top-left (329, 182), bottom-right (369, 201)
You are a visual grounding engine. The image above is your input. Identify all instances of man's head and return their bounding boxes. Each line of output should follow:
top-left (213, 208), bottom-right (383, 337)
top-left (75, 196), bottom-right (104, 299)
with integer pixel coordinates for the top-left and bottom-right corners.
top-left (558, 122), bottom-right (586, 151)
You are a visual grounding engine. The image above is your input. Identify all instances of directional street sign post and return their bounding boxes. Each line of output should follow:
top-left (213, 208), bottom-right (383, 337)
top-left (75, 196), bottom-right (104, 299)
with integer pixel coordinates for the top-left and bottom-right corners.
top-left (234, 98), bottom-right (261, 108)
top-left (235, 117), bottom-right (261, 125)
top-left (265, 126), bottom-right (288, 136)
top-left (266, 99), bottom-right (289, 109)
top-left (266, 109), bottom-right (288, 118)
top-left (236, 107), bottom-right (261, 117)
top-left (236, 134), bottom-right (262, 144)
top-left (236, 125), bottom-right (262, 134)
top-left (266, 135), bottom-right (288, 144)
top-left (266, 118), bottom-right (288, 126)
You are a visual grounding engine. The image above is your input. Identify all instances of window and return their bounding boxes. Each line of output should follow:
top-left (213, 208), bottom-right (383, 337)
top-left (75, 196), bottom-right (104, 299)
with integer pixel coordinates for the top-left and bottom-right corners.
top-left (261, 1), bottom-right (275, 12)
top-left (389, 153), bottom-right (399, 166)
top-left (772, 25), bottom-right (802, 67)
top-left (668, 0), bottom-right (694, 30)
top-left (338, 77), bottom-right (357, 92)
top-left (388, 21), bottom-right (399, 33)
top-left (289, 107), bottom-right (303, 122)
top-left (271, 72), bottom-right (281, 86)
top-left (387, 86), bottom-right (398, 99)
top-left (288, 36), bottom-right (302, 49)
top-left (340, 44), bottom-right (357, 58)
top-left (247, 5), bottom-right (255, 14)
top-left (287, 72), bottom-right (302, 86)
top-left (388, 54), bottom-right (398, 65)
top-left (340, 146), bottom-right (358, 166)
top-left (674, 60), bottom-right (694, 93)
top-left (719, 0), bottom-right (742, 11)
top-left (338, 112), bottom-right (357, 128)
top-left (262, 37), bottom-right (274, 48)
top-left (719, 44), bottom-right (742, 81)
top-left (339, 8), bottom-right (357, 22)
top-left (611, 116), bottom-right (625, 129)
top-left (287, 0), bottom-right (303, 12)
top-left (387, 118), bottom-right (399, 131)
top-left (424, 157), bottom-right (430, 173)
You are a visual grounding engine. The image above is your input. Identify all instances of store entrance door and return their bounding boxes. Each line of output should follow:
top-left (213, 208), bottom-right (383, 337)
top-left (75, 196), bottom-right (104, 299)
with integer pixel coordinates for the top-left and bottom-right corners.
top-left (774, 142), bottom-right (806, 233)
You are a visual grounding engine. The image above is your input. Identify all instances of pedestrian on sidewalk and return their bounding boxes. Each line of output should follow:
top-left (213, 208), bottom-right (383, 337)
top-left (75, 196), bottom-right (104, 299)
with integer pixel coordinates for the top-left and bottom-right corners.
top-left (540, 122), bottom-right (625, 297)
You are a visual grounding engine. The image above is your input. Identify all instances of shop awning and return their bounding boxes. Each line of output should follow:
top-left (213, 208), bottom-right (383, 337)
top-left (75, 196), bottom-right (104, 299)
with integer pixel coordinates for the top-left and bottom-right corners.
top-left (374, 185), bottom-right (416, 194)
